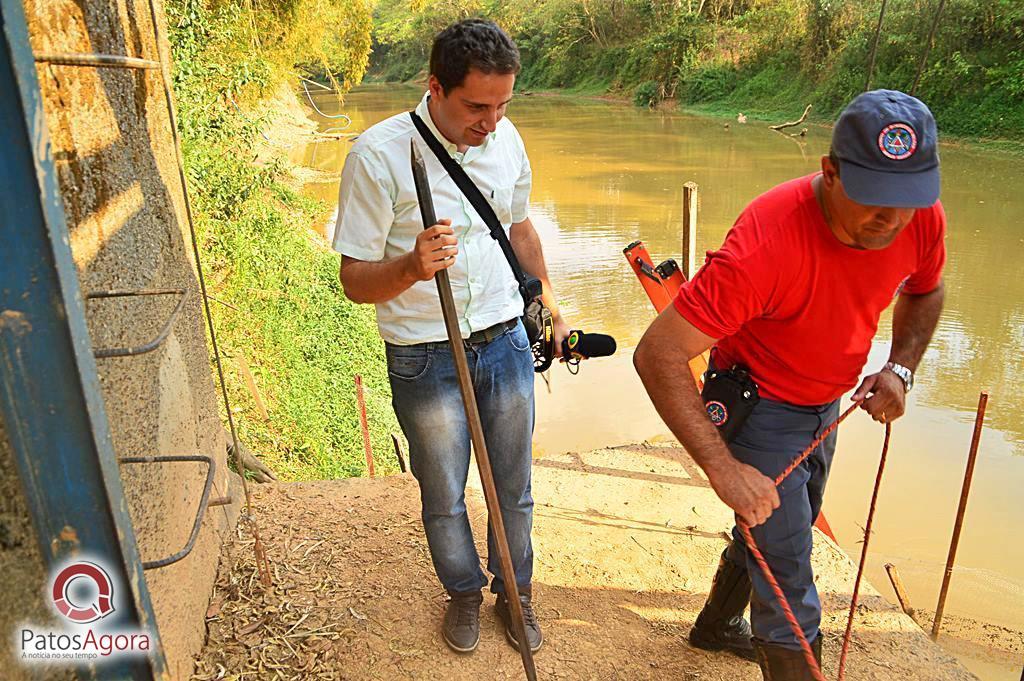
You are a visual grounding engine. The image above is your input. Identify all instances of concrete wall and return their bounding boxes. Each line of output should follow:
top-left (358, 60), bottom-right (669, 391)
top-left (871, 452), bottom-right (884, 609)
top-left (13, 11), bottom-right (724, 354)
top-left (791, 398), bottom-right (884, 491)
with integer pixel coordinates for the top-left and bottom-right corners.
top-left (0, 1), bottom-right (240, 678)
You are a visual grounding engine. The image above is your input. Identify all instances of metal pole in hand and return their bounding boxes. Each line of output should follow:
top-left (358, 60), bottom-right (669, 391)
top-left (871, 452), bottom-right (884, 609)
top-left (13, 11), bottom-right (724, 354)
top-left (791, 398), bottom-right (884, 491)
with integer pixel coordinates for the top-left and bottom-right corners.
top-left (932, 390), bottom-right (988, 639)
top-left (410, 140), bottom-right (538, 680)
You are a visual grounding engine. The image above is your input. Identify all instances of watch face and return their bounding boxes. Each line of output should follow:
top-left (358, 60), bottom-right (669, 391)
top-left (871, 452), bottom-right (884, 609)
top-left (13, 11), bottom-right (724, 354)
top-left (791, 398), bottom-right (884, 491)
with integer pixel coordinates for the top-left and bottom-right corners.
top-left (888, 363), bottom-right (913, 392)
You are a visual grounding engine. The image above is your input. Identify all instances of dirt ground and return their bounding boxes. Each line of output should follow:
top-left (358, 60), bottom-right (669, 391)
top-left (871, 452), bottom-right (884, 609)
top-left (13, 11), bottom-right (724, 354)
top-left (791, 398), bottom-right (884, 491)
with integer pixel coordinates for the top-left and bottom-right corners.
top-left (192, 443), bottom-right (979, 680)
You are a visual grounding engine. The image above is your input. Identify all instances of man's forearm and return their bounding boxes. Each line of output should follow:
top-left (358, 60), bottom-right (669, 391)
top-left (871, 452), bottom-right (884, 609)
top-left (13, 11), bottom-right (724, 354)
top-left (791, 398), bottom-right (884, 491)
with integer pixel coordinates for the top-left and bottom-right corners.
top-left (890, 281), bottom-right (944, 371)
top-left (634, 341), bottom-right (737, 479)
top-left (339, 255), bottom-right (418, 304)
top-left (509, 218), bottom-right (562, 321)
top-left (634, 307), bottom-right (780, 526)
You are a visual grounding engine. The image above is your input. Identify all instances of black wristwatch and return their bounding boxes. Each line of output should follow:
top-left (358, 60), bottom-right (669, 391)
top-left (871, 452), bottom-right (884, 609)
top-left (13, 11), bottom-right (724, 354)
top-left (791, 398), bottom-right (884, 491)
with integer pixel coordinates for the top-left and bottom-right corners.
top-left (885, 361), bottom-right (914, 393)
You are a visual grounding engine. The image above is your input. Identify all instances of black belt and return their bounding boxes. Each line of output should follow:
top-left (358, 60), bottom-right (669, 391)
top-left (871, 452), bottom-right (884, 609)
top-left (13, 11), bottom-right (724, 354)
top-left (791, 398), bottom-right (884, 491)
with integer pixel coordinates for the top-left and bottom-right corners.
top-left (465, 319), bottom-right (517, 345)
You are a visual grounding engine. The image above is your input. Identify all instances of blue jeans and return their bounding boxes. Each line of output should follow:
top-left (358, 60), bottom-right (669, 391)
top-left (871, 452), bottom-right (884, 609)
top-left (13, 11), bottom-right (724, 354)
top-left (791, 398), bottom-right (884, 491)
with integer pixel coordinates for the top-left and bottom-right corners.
top-left (726, 397), bottom-right (840, 649)
top-left (387, 319), bottom-right (535, 595)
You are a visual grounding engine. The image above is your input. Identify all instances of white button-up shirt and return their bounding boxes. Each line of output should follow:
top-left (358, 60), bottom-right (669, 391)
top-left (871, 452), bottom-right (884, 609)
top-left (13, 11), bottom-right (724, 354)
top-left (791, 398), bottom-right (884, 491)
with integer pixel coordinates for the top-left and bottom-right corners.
top-left (333, 92), bottom-right (531, 345)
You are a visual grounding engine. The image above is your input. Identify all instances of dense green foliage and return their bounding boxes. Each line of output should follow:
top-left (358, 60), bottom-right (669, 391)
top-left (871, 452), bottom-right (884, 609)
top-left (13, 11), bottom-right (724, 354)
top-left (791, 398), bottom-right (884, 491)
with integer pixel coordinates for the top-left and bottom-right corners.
top-left (370, 0), bottom-right (1024, 140)
top-left (166, 0), bottom-right (400, 480)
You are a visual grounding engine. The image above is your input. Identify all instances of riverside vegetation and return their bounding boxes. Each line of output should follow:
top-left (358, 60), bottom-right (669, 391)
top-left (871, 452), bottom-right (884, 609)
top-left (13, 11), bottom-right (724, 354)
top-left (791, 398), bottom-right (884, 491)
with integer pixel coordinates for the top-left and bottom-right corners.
top-left (371, 0), bottom-right (1024, 143)
top-left (165, 0), bottom-right (397, 480)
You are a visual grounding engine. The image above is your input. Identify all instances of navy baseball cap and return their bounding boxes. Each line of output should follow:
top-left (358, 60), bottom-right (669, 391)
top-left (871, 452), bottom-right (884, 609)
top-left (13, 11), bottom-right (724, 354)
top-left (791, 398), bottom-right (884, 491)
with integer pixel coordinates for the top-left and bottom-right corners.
top-left (831, 89), bottom-right (940, 208)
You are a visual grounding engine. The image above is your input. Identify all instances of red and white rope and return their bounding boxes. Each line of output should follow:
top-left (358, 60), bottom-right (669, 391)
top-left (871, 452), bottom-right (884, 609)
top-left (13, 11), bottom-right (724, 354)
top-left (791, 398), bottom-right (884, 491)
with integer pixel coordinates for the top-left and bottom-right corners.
top-left (737, 403), bottom-right (890, 680)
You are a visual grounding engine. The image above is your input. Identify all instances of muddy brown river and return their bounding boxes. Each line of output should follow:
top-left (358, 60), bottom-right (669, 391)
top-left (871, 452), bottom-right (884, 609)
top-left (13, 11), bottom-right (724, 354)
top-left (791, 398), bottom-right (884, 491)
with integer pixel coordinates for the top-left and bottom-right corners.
top-left (292, 83), bottom-right (1023, 679)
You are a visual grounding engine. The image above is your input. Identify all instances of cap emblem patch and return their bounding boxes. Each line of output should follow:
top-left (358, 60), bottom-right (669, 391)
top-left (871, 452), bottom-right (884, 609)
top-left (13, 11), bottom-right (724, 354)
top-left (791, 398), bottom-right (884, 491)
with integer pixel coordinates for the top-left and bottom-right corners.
top-left (878, 123), bottom-right (918, 160)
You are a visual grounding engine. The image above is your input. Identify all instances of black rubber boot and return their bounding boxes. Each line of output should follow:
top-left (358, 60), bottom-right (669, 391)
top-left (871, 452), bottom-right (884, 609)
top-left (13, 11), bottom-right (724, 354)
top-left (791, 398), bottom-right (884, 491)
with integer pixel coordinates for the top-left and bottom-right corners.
top-left (689, 544), bottom-right (756, 661)
top-left (442, 589), bottom-right (483, 653)
top-left (754, 636), bottom-right (823, 681)
top-left (495, 585), bottom-right (543, 653)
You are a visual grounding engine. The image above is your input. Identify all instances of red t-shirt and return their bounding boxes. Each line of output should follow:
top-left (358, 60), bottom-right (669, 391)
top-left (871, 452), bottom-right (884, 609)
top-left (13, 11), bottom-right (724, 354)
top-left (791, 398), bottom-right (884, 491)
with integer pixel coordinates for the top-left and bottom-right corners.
top-left (673, 174), bottom-right (946, 406)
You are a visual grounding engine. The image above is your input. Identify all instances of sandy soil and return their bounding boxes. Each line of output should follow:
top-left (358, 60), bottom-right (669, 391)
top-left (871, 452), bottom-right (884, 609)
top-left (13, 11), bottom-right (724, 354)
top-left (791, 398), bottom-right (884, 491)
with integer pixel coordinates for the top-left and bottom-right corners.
top-left (192, 442), bottom-right (978, 679)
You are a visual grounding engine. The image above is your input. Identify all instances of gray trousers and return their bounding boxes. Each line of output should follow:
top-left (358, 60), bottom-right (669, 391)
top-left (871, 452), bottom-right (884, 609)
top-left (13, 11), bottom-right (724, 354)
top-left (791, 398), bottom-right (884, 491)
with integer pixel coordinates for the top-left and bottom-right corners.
top-left (725, 396), bottom-right (841, 649)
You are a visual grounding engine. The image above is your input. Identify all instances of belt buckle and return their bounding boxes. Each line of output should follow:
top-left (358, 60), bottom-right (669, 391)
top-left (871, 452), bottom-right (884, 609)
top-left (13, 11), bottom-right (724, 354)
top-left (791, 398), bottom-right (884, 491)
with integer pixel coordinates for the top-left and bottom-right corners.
top-left (464, 328), bottom-right (486, 347)
top-left (464, 320), bottom-right (513, 347)
top-left (490, 320), bottom-right (512, 342)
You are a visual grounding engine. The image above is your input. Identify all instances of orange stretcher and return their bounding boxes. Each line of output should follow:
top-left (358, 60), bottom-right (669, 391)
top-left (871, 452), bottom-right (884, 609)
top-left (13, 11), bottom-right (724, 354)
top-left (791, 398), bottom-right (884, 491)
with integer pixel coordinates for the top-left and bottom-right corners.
top-left (624, 240), bottom-right (837, 541)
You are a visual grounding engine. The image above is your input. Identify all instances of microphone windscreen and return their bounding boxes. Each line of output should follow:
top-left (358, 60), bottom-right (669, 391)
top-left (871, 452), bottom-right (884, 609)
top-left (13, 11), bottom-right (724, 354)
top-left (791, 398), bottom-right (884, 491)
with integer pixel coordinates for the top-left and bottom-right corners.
top-left (566, 332), bottom-right (617, 358)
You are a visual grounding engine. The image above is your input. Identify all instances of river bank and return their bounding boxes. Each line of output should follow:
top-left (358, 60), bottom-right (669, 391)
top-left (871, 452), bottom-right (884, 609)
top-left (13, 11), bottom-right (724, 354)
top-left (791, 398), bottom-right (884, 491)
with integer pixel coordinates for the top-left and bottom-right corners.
top-left (370, 1), bottom-right (1024, 143)
top-left (290, 82), bottom-right (1024, 679)
top-left (193, 443), bottom-right (976, 680)
top-left (363, 73), bottom-right (1024, 156)
top-left (166, 0), bottom-right (400, 482)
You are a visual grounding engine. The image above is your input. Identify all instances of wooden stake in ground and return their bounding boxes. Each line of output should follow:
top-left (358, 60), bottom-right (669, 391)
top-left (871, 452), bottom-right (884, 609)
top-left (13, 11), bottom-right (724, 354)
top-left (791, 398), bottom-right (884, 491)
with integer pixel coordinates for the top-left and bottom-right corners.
top-left (885, 563), bottom-right (915, 618)
top-left (390, 433), bottom-right (408, 473)
top-left (681, 182), bottom-right (698, 280)
top-left (410, 139), bottom-right (538, 681)
top-left (236, 353), bottom-right (269, 421)
top-left (932, 390), bottom-right (988, 639)
top-left (354, 374), bottom-right (375, 477)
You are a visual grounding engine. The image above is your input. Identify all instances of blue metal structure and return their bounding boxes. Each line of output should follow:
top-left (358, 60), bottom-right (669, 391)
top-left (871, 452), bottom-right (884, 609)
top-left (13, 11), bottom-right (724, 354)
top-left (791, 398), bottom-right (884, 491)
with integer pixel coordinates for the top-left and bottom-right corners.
top-left (0, 0), bottom-right (166, 678)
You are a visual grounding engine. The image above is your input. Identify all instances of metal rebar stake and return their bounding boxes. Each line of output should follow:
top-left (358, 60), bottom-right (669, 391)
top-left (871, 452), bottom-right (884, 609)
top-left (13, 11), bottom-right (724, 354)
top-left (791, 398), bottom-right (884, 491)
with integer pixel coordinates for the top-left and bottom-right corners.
top-left (34, 52), bottom-right (160, 69)
top-left (932, 390), bottom-right (988, 639)
top-left (86, 288), bottom-right (187, 358)
top-left (119, 455), bottom-right (216, 570)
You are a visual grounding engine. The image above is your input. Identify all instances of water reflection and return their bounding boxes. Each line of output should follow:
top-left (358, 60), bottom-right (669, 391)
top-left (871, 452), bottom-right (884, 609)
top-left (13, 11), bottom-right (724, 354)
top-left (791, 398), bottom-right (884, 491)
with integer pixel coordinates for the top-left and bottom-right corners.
top-left (296, 84), bottom-right (1024, 675)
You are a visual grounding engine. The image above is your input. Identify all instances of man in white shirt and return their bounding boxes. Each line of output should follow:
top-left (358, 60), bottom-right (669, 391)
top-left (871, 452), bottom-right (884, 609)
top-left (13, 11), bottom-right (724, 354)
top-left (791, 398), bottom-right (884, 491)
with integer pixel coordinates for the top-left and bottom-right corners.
top-left (333, 19), bottom-right (567, 655)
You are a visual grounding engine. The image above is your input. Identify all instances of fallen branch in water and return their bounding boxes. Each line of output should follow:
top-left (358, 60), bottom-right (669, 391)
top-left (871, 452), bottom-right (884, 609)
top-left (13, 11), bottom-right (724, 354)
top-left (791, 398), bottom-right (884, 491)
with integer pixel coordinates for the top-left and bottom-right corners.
top-left (310, 131), bottom-right (359, 140)
top-left (770, 104), bottom-right (812, 131)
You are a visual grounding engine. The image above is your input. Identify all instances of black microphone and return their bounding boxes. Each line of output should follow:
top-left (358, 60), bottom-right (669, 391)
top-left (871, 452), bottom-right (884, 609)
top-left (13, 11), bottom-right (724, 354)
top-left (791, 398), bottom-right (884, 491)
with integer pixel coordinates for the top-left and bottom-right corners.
top-left (562, 330), bottom-right (617, 361)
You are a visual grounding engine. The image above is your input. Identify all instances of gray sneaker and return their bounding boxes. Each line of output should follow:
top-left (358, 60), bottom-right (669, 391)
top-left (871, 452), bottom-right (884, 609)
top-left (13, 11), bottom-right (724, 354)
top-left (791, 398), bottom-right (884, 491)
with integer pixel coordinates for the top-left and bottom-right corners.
top-left (442, 590), bottom-right (483, 653)
top-left (495, 586), bottom-right (543, 653)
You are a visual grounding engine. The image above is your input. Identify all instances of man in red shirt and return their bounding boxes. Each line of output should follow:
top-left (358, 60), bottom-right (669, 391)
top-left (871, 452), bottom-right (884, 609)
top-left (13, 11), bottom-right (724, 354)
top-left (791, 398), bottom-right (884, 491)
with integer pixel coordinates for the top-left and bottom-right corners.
top-left (634, 90), bottom-right (946, 679)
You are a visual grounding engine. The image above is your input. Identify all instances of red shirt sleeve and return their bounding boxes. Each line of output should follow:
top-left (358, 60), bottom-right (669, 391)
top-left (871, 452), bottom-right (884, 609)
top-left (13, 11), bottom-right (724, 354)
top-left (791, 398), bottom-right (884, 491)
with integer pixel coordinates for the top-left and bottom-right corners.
top-left (673, 220), bottom-right (774, 339)
top-left (903, 201), bottom-right (947, 295)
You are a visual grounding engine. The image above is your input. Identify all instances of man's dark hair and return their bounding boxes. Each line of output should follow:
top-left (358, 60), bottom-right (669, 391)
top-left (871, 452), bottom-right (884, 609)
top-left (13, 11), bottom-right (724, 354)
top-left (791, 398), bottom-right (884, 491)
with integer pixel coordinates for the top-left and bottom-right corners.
top-left (828, 147), bottom-right (841, 177)
top-left (429, 19), bottom-right (520, 94)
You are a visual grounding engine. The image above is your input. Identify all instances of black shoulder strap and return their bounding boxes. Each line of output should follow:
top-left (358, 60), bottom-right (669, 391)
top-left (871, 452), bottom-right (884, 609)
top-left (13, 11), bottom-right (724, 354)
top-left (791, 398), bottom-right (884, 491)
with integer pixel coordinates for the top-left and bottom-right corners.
top-left (409, 111), bottom-right (535, 300)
